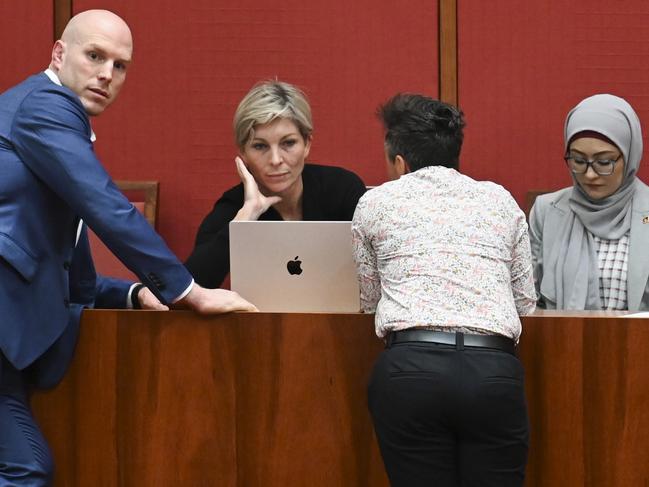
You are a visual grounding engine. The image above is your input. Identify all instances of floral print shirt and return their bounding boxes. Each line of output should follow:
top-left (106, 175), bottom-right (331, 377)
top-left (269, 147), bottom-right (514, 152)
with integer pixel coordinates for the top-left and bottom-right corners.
top-left (351, 166), bottom-right (536, 341)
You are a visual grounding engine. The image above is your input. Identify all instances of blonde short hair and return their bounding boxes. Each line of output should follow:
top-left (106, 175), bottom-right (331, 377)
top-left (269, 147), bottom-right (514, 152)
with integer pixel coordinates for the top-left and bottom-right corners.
top-left (233, 80), bottom-right (313, 149)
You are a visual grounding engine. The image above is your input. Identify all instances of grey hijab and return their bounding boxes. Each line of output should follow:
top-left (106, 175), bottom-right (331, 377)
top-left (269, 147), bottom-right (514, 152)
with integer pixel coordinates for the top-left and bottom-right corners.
top-left (541, 94), bottom-right (642, 309)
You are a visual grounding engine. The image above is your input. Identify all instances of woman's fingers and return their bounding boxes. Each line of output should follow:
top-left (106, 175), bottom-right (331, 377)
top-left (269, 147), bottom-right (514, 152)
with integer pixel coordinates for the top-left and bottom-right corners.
top-left (235, 156), bottom-right (253, 183)
top-left (236, 157), bottom-right (263, 202)
top-left (234, 156), bottom-right (282, 219)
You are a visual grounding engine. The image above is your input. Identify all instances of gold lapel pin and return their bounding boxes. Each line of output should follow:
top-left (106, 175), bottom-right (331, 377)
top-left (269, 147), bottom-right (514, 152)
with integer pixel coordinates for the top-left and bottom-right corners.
top-left (643, 216), bottom-right (649, 224)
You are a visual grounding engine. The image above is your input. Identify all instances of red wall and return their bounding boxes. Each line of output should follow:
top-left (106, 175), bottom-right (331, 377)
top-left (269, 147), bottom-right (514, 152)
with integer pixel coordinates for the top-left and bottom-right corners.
top-left (459, 0), bottom-right (649, 209)
top-left (74, 0), bottom-right (439, 258)
top-left (11, 2), bottom-right (649, 265)
top-left (0, 1), bottom-right (52, 91)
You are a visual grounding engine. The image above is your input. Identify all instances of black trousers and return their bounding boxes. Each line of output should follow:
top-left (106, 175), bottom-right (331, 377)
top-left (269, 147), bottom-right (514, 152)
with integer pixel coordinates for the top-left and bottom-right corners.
top-left (368, 339), bottom-right (529, 487)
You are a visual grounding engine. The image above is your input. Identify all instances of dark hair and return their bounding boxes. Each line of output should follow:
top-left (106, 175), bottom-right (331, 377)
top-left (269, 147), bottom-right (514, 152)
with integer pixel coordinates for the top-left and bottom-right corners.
top-left (378, 94), bottom-right (465, 171)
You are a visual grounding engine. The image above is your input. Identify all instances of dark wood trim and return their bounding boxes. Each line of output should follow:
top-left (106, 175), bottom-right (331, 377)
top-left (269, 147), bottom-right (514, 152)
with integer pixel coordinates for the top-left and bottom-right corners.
top-left (115, 180), bottom-right (160, 228)
top-left (53, 0), bottom-right (73, 41)
top-left (438, 0), bottom-right (458, 107)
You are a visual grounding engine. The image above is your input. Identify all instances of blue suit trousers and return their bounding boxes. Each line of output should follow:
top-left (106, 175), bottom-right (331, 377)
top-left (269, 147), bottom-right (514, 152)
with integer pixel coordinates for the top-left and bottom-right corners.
top-left (0, 354), bottom-right (53, 486)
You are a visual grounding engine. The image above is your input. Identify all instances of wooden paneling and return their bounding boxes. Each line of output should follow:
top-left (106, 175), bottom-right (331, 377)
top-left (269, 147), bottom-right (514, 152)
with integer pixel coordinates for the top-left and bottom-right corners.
top-left (53, 0), bottom-right (72, 41)
top-left (519, 313), bottom-right (649, 486)
top-left (32, 311), bottom-right (387, 486)
top-left (32, 311), bottom-right (649, 486)
top-left (439, 0), bottom-right (458, 107)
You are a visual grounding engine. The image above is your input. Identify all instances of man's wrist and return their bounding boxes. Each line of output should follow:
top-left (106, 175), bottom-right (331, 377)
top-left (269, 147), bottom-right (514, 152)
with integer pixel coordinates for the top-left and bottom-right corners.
top-left (130, 283), bottom-right (145, 309)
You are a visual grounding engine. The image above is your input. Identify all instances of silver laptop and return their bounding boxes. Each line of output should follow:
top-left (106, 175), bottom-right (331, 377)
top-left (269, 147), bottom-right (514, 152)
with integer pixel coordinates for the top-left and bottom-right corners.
top-left (229, 221), bottom-right (360, 312)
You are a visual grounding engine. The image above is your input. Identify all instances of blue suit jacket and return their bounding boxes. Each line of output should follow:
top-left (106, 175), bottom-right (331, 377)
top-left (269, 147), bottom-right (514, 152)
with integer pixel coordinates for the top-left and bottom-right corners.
top-left (0, 73), bottom-right (192, 382)
top-left (22, 225), bottom-right (132, 388)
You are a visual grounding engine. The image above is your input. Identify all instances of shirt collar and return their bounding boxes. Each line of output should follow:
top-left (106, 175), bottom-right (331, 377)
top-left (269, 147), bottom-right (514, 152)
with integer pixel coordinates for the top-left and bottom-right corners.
top-left (44, 68), bottom-right (61, 85)
top-left (44, 69), bottom-right (96, 142)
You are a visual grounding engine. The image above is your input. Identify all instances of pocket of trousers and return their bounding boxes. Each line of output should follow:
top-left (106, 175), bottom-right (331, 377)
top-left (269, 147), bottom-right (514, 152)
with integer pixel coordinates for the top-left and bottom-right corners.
top-left (389, 371), bottom-right (442, 379)
top-left (483, 376), bottom-right (523, 385)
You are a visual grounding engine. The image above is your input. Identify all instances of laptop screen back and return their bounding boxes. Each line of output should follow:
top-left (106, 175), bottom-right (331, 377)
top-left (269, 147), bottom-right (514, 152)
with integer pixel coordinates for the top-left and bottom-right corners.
top-left (229, 221), bottom-right (360, 312)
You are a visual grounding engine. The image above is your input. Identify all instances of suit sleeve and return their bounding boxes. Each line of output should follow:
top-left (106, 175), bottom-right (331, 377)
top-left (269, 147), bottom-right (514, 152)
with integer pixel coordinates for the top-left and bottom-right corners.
top-left (11, 85), bottom-right (191, 303)
top-left (185, 189), bottom-right (241, 288)
top-left (94, 275), bottom-right (131, 308)
top-left (68, 224), bottom-right (130, 308)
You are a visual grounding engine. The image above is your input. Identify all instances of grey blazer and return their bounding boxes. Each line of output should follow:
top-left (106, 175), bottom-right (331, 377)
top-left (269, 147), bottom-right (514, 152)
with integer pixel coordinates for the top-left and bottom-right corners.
top-left (529, 180), bottom-right (649, 310)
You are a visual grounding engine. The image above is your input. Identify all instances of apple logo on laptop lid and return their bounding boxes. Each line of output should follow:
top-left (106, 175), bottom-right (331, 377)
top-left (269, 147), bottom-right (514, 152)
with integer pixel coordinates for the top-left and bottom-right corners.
top-left (286, 256), bottom-right (303, 275)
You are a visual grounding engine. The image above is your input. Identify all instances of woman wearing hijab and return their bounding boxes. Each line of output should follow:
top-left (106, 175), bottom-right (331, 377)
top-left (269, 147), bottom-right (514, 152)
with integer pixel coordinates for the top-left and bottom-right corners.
top-left (530, 94), bottom-right (649, 310)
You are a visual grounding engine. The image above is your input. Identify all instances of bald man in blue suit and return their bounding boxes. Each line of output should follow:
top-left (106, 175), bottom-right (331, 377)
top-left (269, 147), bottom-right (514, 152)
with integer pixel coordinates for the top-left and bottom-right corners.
top-left (0, 9), bottom-right (256, 485)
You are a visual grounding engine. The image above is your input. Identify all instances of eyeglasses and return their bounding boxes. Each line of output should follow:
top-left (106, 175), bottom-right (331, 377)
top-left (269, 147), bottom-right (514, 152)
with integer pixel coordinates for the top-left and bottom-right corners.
top-left (564, 154), bottom-right (622, 176)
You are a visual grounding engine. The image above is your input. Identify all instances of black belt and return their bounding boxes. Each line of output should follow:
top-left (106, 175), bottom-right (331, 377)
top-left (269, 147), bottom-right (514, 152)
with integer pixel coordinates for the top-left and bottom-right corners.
top-left (387, 329), bottom-right (516, 355)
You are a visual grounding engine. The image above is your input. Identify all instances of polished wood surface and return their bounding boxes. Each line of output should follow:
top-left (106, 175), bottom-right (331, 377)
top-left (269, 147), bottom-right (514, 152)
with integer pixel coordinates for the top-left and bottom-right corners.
top-left (32, 311), bottom-right (388, 487)
top-left (114, 180), bottom-right (159, 228)
top-left (519, 313), bottom-right (649, 486)
top-left (439, 0), bottom-right (458, 106)
top-left (53, 0), bottom-right (72, 41)
top-left (31, 311), bottom-right (649, 486)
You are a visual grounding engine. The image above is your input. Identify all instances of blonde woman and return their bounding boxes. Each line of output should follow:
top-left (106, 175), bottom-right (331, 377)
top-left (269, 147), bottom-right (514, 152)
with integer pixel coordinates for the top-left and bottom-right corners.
top-left (186, 80), bottom-right (366, 287)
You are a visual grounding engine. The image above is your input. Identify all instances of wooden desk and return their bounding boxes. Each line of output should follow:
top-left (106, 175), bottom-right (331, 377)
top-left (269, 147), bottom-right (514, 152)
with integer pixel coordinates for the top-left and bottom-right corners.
top-left (519, 311), bottom-right (649, 486)
top-left (31, 311), bottom-right (649, 486)
top-left (32, 311), bottom-right (388, 487)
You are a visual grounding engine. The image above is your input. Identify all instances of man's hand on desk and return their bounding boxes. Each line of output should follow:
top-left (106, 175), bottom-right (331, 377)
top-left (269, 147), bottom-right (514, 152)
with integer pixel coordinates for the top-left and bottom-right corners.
top-left (178, 284), bottom-right (258, 314)
top-left (138, 286), bottom-right (170, 311)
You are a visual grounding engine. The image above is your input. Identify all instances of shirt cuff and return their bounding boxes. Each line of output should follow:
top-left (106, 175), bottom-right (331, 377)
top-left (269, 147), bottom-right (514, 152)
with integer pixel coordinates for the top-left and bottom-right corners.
top-left (126, 282), bottom-right (140, 309)
top-left (172, 280), bottom-right (194, 303)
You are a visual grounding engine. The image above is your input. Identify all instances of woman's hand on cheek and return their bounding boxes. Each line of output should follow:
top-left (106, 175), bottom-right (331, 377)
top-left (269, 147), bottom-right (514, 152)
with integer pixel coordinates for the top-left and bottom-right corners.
top-left (234, 156), bottom-right (281, 221)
